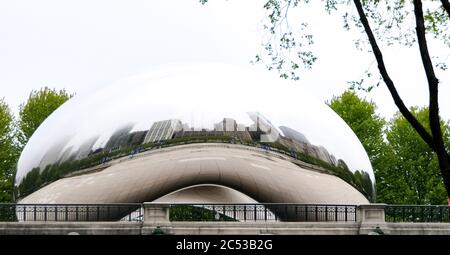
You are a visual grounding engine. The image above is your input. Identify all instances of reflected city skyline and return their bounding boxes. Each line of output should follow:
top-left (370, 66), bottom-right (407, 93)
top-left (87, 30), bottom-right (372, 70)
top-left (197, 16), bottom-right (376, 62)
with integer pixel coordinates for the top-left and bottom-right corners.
top-left (16, 112), bottom-right (374, 201)
top-left (14, 64), bottom-right (376, 202)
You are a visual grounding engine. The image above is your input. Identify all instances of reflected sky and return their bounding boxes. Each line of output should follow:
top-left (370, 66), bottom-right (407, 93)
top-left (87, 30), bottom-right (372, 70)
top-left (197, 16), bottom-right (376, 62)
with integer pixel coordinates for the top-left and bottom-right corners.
top-left (15, 63), bottom-right (375, 185)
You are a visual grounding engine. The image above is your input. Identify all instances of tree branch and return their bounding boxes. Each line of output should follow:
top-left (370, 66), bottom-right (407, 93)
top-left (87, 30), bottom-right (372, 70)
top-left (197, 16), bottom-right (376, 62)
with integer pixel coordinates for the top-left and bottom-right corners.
top-left (352, 0), bottom-right (436, 151)
top-left (414, 1), bottom-right (440, 89)
top-left (413, 0), bottom-right (442, 146)
top-left (441, 0), bottom-right (450, 17)
top-left (414, 0), bottom-right (450, 198)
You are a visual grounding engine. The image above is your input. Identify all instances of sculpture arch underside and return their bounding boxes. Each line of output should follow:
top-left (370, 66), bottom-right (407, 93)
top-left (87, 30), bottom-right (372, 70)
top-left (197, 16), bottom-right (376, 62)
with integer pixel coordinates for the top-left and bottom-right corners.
top-left (19, 144), bottom-right (368, 221)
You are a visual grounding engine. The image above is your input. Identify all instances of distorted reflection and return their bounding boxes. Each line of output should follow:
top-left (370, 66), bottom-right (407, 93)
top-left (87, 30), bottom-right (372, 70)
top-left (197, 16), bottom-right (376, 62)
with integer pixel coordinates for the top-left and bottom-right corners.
top-left (15, 64), bottom-right (375, 202)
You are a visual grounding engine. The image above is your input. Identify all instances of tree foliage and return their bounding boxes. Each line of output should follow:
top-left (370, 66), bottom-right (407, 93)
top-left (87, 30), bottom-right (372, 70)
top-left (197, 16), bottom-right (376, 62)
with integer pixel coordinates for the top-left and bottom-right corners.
top-left (0, 100), bottom-right (19, 202)
top-left (330, 91), bottom-right (449, 204)
top-left (381, 107), bottom-right (449, 204)
top-left (0, 87), bottom-right (72, 202)
top-left (253, 0), bottom-right (450, 82)
top-left (18, 87), bottom-right (72, 143)
top-left (329, 90), bottom-right (386, 202)
top-left (329, 90), bottom-right (385, 163)
top-left (231, 0), bottom-right (450, 200)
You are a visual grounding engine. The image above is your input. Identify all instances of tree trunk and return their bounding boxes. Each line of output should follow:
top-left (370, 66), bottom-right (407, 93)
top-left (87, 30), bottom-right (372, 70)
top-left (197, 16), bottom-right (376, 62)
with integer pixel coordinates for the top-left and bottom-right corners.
top-left (354, 0), bottom-right (450, 203)
top-left (441, 0), bottom-right (450, 17)
top-left (352, 0), bottom-right (435, 151)
top-left (413, 0), bottom-right (450, 204)
top-left (438, 154), bottom-right (450, 204)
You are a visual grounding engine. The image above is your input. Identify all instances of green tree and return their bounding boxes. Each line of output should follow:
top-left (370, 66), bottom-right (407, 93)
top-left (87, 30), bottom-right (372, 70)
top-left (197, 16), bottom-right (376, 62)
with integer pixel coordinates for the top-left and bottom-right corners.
top-left (251, 0), bottom-right (450, 201)
top-left (328, 90), bottom-right (386, 201)
top-left (383, 108), bottom-right (449, 204)
top-left (330, 90), bottom-right (449, 204)
top-left (18, 87), bottom-right (72, 144)
top-left (0, 99), bottom-right (19, 202)
top-left (329, 90), bottom-right (385, 164)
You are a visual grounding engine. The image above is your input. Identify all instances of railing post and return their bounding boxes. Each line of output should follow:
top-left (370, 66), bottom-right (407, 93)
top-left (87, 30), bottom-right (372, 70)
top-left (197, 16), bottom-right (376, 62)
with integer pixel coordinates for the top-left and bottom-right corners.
top-left (285, 205), bottom-right (288, 221)
top-left (448, 206), bottom-right (450, 222)
top-left (143, 203), bottom-right (170, 223)
top-left (334, 205), bottom-right (337, 221)
top-left (429, 206), bottom-right (433, 222)
top-left (315, 205), bottom-right (318, 221)
top-left (265, 206), bottom-right (268, 222)
top-left (401, 206), bottom-right (405, 222)
top-left (244, 206), bottom-right (247, 221)
top-left (358, 204), bottom-right (387, 235)
top-left (305, 206), bottom-right (308, 221)
top-left (345, 206), bottom-right (348, 222)
top-left (358, 204), bottom-right (386, 223)
top-left (141, 203), bottom-right (170, 235)
top-left (222, 205), bottom-right (225, 221)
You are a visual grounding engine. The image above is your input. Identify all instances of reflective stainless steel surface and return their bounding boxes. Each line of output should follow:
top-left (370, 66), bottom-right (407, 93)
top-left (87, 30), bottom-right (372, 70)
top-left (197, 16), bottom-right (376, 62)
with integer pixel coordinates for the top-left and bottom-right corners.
top-left (15, 63), bottom-right (375, 201)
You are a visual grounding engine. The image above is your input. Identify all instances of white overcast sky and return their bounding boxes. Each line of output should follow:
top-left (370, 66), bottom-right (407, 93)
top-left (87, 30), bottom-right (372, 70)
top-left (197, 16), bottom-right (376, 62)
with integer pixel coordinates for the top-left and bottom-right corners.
top-left (1, 0), bottom-right (449, 120)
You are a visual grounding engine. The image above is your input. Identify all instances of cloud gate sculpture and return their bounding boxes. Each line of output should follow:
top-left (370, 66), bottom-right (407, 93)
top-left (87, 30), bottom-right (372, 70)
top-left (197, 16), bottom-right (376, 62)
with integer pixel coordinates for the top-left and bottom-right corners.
top-left (15, 63), bottom-right (375, 220)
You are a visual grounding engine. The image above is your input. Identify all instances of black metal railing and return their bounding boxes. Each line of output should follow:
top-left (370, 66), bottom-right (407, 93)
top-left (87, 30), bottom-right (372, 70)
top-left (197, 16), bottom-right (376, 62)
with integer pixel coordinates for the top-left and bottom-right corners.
top-left (168, 203), bottom-right (357, 222)
top-left (7, 203), bottom-right (450, 223)
top-left (385, 205), bottom-right (450, 223)
top-left (0, 203), bottom-right (143, 222)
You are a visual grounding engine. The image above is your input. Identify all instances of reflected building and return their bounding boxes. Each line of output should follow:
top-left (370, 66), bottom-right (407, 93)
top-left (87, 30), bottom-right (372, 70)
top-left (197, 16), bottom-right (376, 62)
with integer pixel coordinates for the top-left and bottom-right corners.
top-left (247, 112), bottom-right (279, 143)
top-left (104, 124), bottom-right (134, 151)
top-left (316, 146), bottom-right (335, 166)
top-left (279, 126), bottom-right (309, 144)
top-left (75, 136), bottom-right (100, 160)
top-left (128, 130), bottom-right (147, 146)
top-left (143, 119), bottom-right (183, 143)
top-left (37, 136), bottom-right (71, 171)
top-left (14, 64), bottom-right (376, 220)
top-left (214, 118), bottom-right (237, 132)
top-left (57, 145), bottom-right (75, 165)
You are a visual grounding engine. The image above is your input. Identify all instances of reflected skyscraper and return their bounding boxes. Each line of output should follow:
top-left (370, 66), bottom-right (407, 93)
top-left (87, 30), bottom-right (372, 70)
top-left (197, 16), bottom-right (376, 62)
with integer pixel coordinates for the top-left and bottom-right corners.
top-left (143, 119), bottom-right (183, 143)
